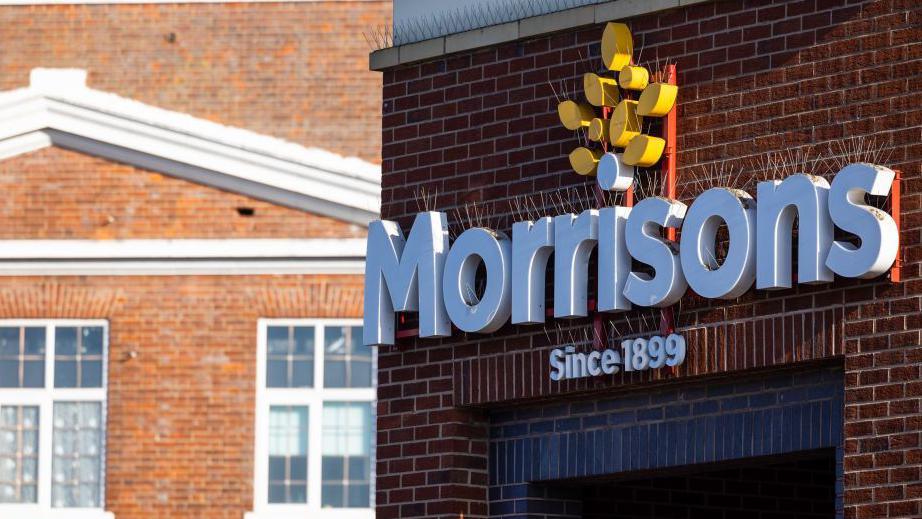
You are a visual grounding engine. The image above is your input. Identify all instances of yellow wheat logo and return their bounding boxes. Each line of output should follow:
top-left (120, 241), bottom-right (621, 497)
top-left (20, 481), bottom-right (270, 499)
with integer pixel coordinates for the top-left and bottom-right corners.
top-left (557, 22), bottom-right (677, 175)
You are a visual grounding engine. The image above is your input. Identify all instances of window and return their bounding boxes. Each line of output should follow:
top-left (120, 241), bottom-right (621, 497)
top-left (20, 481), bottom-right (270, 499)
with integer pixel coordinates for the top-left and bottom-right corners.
top-left (321, 402), bottom-right (372, 508)
top-left (0, 320), bottom-right (109, 518)
top-left (250, 320), bottom-right (375, 519)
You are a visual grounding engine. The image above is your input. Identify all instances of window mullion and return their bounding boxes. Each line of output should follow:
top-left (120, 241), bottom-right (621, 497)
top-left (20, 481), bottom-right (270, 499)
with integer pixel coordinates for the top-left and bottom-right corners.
top-left (309, 324), bottom-right (324, 511)
top-left (37, 390), bottom-right (53, 508)
top-left (35, 325), bottom-right (55, 508)
top-left (315, 325), bottom-right (325, 396)
top-left (307, 393), bottom-right (322, 512)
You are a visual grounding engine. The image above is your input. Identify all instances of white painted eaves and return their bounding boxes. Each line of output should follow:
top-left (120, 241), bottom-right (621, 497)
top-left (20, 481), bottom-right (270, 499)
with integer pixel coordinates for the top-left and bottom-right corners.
top-left (0, 69), bottom-right (381, 225)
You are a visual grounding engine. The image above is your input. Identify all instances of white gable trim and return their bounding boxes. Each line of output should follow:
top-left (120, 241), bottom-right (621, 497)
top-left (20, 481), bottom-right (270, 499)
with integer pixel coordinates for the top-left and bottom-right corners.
top-left (0, 69), bottom-right (381, 225)
top-left (0, 238), bottom-right (366, 276)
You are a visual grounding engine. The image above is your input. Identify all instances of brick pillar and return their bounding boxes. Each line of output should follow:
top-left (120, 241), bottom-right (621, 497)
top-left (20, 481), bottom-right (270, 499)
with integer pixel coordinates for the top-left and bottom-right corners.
top-left (843, 326), bottom-right (922, 518)
top-left (376, 344), bottom-right (490, 518)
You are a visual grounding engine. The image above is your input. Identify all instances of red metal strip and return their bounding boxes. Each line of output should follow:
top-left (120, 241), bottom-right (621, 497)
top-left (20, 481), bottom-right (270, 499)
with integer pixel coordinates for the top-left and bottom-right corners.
top-left (890, 170), bottom-right (902, 283)
top-left (663, 64), bottom-right (678, 240)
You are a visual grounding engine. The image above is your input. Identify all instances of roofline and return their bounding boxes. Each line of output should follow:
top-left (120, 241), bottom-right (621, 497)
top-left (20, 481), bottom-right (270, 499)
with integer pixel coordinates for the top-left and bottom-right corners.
top-left (370, 0), bottom-right (711, 71)
top-left (0, 69), bottom-right (381, 225)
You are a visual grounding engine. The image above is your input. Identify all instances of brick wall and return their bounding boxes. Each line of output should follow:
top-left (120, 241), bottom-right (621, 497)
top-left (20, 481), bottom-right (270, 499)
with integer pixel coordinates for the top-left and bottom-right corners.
top-left (0, 147), bottom-right (365, 239)
top-left (0, 144), bottom-right (368, 518)
top-left (376, 1), bottom-right (921, 517)
top-left (0, 2), bottom-right (386, 514)
top-left (0, 273), bottom-right (363, 519)
top-left (0, 1), bottom-right (390, 164)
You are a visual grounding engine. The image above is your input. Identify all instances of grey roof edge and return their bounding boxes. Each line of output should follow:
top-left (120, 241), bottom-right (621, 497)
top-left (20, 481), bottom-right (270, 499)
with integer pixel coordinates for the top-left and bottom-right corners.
top-left (370, 0), bottom-right (712, 71)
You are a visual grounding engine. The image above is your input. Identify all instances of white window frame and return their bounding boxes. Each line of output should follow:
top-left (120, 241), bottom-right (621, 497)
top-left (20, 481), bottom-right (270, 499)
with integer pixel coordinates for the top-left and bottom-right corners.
top-left (0, 319), bottom-right (113, 519)
top-left (248, 319), bottom-right (375, 519)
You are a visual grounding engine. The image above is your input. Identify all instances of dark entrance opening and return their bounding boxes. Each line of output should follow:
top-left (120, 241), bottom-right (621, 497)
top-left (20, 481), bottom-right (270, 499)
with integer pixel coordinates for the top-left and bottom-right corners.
top-left (574, 448), bottom-right (836, 519)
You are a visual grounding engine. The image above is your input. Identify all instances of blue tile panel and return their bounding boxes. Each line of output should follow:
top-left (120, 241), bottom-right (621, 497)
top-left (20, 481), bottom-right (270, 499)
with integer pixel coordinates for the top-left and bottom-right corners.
top-left (488, 367), bottom-right (844, 517)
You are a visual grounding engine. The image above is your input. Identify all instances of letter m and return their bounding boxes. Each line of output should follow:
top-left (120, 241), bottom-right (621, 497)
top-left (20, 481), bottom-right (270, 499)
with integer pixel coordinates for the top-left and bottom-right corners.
top-left (363, 212), bottom-right (451, 345)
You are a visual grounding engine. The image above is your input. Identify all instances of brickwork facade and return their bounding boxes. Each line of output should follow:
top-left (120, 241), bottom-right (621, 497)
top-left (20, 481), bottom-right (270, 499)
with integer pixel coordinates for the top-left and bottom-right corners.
top-left (0, 146), bottom-right (368, 517)
top-left (0, 147), bottom-right (366, 239)
top-left (0, 273), bottom-right (363, 518)
top-left (0, 1), bottom-right (390, 164)
top-left (0, 1), bottom-right (387, 517)
top-left (375, 1), bottom-right (921, 518)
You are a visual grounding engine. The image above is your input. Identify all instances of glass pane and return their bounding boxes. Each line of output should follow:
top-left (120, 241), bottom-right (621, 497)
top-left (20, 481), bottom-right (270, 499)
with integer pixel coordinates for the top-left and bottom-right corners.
top-left (348, 484), bottom-right (370, 507)
top-left (52, 402), bottom-right (102, 508)
top-left (268, 484), bottom-right (285, 504)
top-left (20, 484), bottom-right (36, 503)
top-left (55, 328), bottom-right (78, 355)
top-left (322, 456), bottom-right (344, 480)
top-left (323, 326), bottom-right (370, 388)
top-left (81, 360), bottom-right (103, 388)
top-left (266, 326), bottom-right (314, 388)
top-left (81, 327), bottom-right (104, 355)
top-left (0, 360), bottom-right (19, 388)
top-left (325, 327), bottom-right (348, 355)
top-left (78, 484), bottom-right (98, 507)
top-left (0, 406), bottom-right (40, 504)
top-left (268, 457), bottom-right (286, 480)
top-left (0, 327), bottom-right (47, 389)
top-left (289, 455), bottom-right (307, 480)
top-left (322, 402), bottom-right (374, 508)
top-left (267, 406), bottom-right (308, 504)
top-left (55, 326), bottom-right (104, 389)
top-left (23, 328), bottom-right (45, 355)
top-left (23, 360), bottom-right (44, 388)
top-left (322, 483), bottom-right (343, 508)
top-left (293, 327), bottom-right (314, 354)
top-left (288, 484), bottom-right (307, 503)
top-left (352, 360), bottom-right (373, 388)
top-left (324, 361), bottom-right (346, 389)
top-left (266, 360), bottom-right (288, 388)
top-left (323, 403), bottom-right (372, 457)
top-left (291, 360), bottom-right (313, 388)
top-left (266, 327), bottom-right (289, 354)
top-left (0, 328), bottom-right (18, 355)
top-left (55, 360), bottom-right (78, 388)
top-left (348, 457), bottom-right (368, 480)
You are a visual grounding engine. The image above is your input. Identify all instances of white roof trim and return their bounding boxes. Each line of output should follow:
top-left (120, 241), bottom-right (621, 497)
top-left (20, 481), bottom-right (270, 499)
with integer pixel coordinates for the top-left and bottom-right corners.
top-left (0, 260), bottom-right (365, 276)
top-left (0, 238), bottom-right (367, 276)
top-left (0, 69), bottom-right (381, 225)
top-left (0, 238), bottom-right (366, 259)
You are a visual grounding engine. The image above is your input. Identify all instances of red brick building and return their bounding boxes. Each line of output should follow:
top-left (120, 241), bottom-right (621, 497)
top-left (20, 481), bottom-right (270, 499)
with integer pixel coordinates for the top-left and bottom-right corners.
top-left (369, 0), bottom-right (920, 518)
top-left (0, 2), bottom-right (389, 518)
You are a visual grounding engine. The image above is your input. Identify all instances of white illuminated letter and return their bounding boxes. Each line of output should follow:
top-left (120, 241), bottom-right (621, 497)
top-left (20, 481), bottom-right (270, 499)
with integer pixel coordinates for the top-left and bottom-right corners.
top-left (598, 206), bottom-right (632, 312)
top-left (623, 197), bottom-right (688, 307)
top-left (564, 345), bottom-right (575, 378)
top-left (680, 188), bottom-right (757, 299)
top-left (601, 349), bottom-right (620, 374)
top-left (363, 212), bottom-right (450, 345)
top-left (550, 348), bottom-right (565, 381)
top-left (756, 174), bottom-right (833, 289)
top-left (511, 217), bottom-right (554, 324)
top-left (597, 152), bottom-right (634, 191)
top-left (574, 353), bottom-right (588, 378)
top-left (826, 163), bottom-right (898, 279)
top-left (442, 228), bottom-right (512, 333)
top-left (587, 351), bottom-right (602, 376)
top-left (554, 210), bottom-right (599, 318)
